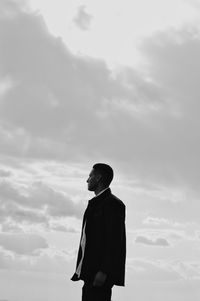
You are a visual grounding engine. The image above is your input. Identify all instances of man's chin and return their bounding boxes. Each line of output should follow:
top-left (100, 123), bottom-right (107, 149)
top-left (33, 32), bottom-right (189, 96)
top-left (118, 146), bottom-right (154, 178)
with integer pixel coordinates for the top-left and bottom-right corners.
top-left (87, 186), bottom-right (94, 191)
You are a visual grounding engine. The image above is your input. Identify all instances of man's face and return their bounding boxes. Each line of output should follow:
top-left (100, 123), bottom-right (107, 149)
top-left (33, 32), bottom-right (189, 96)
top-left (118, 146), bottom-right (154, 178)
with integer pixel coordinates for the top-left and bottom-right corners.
top-left (87, 169), bottom-right (101, 191)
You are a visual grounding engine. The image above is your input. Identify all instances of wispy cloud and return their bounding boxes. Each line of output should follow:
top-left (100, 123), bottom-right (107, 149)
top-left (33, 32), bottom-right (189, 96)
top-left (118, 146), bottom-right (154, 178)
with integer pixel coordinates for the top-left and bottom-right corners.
top-left (0, 245), bottom-right (75, 274)
top-left (0, 169), bottom-right (12, 177)
top-left (0, 178), bottom-right (84, 234)
top-left (127, 257), bottom-right (200, 281)
top-left (135, 235), bottom-right (170, 247)
top-left (73, 5), bottom-right (93, 31)
top-left (0, 233), bottom-right (48, 255)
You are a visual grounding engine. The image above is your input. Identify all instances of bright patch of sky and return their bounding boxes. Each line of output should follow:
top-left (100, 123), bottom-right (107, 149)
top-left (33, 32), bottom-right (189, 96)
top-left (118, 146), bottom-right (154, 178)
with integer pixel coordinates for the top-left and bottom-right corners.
top-left (29, 0), bottom-right (199, 67)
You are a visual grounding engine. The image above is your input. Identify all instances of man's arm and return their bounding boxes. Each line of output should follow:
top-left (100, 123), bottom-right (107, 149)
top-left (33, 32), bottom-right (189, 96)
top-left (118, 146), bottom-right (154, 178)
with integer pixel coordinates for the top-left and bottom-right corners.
top-left (99, 201), bottom-right (126, 278)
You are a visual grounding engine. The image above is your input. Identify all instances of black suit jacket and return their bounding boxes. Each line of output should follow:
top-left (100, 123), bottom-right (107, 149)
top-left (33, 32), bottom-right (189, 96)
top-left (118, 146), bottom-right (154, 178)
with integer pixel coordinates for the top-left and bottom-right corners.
top-left (71, 188), bottom-right (126, 286)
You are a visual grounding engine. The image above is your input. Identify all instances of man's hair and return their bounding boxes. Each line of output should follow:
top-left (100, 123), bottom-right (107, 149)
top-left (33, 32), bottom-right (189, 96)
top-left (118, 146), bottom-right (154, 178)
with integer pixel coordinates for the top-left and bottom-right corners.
top-left (93, 163), bottom-right (114, 187)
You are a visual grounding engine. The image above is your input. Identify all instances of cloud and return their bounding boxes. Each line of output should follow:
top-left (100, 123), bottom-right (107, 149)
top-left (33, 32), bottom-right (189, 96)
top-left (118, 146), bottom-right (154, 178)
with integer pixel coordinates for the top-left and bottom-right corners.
top-left (0, 233), bottom-right (48, 255)
top-left (73, 5), bottom-right (93, 31)
top-left (135, 235), bottom-right (170, 246)
top-left (0, 203), bottom-right (49, 226)
top-left (0, 245), bottom-right (74, 274)
top-left (0, 169), bottom-right (12, 177)
top-left (131, 228), bottom-right (190, 248)
top-left (0, 77), bottom-right (14, 98)
top-left (142, 216), bottom-right (184, 228)
top-left (50, 224), bottom-right (78, 233)
top-left (0, 0), bottom-right (200, 230)
top-left (0, 0), bottom-right (167, 163)
top-left (127, 257), bottom-right (200, 281)
top-left (0, 179), bottom-right (84, 232)
top-left (138, 28), bottom-right (200, 190)
top-left (0, 0), bottom-right (118, 141)
top-left (26, 181), bottom-right (84, 218)
top-left (127, 258), bottom-right (180, 282)
top-left (170, 260), bottom-right (200, 280)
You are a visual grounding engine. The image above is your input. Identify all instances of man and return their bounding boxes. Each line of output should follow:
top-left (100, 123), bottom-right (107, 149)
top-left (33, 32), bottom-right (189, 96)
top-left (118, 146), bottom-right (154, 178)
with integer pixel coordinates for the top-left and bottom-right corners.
top-left (71, 163), bottom-right (126, 301)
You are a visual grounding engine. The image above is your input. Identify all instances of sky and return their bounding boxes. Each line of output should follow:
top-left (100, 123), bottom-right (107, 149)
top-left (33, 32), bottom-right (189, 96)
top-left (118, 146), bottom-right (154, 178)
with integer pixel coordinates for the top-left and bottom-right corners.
top-left (0, 0), bottom-right (200, 300)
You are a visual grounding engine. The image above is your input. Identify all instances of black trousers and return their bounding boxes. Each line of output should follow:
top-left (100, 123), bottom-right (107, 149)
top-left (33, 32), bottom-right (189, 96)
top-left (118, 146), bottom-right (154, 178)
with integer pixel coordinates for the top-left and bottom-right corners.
top-left (82, 281), bottom-right (113, 301)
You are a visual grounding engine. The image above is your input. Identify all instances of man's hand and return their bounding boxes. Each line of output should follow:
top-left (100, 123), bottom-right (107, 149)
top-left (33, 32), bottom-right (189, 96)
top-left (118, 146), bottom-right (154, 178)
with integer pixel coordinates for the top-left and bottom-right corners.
top-left (93, 271), bottom-right (107, 287)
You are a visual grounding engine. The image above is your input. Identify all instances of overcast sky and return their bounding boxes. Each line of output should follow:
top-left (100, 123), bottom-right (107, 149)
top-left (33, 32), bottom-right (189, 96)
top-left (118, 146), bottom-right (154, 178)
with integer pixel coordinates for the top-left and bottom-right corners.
top-left (0, 0), bottom-right (200, 300)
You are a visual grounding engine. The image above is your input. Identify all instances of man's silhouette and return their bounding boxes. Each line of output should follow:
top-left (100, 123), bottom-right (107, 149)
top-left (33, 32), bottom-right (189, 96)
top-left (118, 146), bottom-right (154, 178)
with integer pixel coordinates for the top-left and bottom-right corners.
top-left (71, 163), bottom-right (126, 301)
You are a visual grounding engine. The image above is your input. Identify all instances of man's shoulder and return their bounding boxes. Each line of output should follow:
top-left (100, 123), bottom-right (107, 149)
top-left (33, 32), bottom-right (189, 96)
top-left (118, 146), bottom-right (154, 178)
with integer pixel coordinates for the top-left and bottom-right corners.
top-left (107, 192), bottom-right (125, 209)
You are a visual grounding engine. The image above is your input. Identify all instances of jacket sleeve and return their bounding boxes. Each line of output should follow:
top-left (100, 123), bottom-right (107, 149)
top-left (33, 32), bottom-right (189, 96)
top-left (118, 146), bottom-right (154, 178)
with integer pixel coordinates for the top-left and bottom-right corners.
top-left (99, 201), bottom-right (126, 275)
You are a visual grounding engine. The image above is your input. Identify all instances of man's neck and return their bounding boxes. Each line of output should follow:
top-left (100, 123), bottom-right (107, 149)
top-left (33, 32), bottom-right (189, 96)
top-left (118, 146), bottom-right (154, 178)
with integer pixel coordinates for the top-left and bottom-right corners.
top-left (94, 186), bottom-right (109, 196)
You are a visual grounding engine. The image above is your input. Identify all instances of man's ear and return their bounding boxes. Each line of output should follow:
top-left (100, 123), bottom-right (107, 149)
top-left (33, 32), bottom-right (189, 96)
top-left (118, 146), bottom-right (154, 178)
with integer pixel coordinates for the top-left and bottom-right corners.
top-left (96, 173), bottom-right (102, 182)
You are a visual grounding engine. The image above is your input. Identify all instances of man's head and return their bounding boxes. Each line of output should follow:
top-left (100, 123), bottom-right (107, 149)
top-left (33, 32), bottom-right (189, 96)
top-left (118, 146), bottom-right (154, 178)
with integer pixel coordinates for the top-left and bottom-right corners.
top-left (87, 163), bottom-right (114, 192)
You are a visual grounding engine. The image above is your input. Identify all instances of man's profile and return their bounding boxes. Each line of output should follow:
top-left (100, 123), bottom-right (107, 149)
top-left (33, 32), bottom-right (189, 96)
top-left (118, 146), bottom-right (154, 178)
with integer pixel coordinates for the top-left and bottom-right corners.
top-left (71, 163), bottom-right (126, 301)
